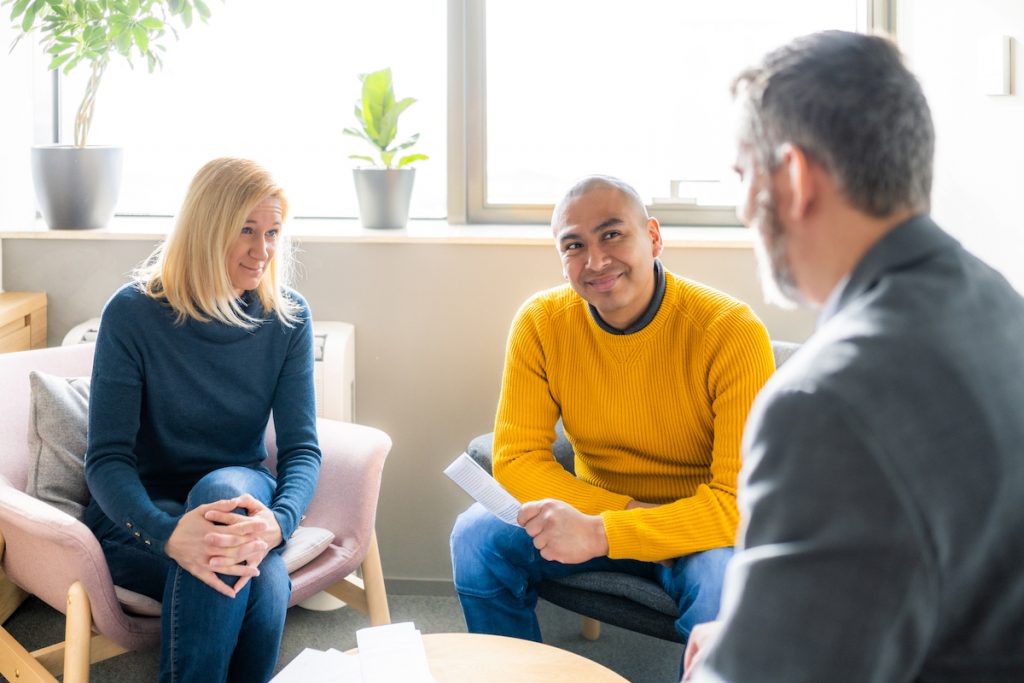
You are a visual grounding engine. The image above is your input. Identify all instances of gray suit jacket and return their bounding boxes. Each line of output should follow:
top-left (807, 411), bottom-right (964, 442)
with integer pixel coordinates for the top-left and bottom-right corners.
top-left (700, 216), bottom-right (1024, 682)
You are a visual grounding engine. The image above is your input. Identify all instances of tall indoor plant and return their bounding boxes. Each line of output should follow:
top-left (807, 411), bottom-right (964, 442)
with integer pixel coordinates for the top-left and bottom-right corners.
top-left (343, 67), bottom-right (427, 229)
top-left (4, 0), bottom-right (214, 229)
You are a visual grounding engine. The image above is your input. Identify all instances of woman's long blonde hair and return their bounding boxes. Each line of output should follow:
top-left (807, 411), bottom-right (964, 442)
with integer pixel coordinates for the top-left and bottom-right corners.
top-left (135, 157), bottom-right (300, 328)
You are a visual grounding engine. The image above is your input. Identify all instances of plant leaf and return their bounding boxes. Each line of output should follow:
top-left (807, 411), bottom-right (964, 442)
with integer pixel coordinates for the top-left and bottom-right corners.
top-left (20, 3), bottom-right (37, 31)
top-left (348, 155), bottom-right (377, 167)
top-left (360, 67), bottom-right (396, 148)
top-left (10, 0), bottom-right (32, 21)
top-left (47, 51), bottom-right (71, 70)
top-left (397, 153), bottom-right (428, 168)
top-left (132, 24), bottom-right (148, 54)
top-left (395, 133), bottom-right (420, 150)
top-left (115, 30), bottom-right (131, 54)
top-left (342, 127), bottom-right (371, 143)
top-left (380, 149), bottom-right (396, 168)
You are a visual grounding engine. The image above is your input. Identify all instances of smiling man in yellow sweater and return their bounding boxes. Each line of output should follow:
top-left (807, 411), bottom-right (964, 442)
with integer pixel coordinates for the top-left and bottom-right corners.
top-left (450, 176), bottom-right (775, 651)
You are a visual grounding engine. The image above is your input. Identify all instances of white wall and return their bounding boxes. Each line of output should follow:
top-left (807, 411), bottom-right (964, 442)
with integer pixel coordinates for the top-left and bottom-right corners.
top-left (900, 0), bottom-right (1024, 291)
top-left (0, 20), bottom-right (39, 229)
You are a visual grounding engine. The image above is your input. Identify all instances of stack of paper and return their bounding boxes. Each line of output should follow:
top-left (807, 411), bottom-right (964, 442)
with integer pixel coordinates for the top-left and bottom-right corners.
top-left (357, 622), bottom-right (435, 683)
top-left (270, 622), bottom-right (435, 683)
top-left (269, 647), bottom-right (360, 683)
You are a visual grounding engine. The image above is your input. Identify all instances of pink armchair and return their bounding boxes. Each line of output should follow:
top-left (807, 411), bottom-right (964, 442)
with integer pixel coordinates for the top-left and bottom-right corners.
top-left (0, 343), bottom-right (391, 682)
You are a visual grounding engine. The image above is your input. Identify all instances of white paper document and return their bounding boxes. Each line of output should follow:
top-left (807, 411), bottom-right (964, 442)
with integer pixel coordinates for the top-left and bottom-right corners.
top-left (443, 451), bottom-right (522, 525)
top-left (269, 647), bottom-right (360, 683)
top-left (356, 622), bottom-right (435, 683)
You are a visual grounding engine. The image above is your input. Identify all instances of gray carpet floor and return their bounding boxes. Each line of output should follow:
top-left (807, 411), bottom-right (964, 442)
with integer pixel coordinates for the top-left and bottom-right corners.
top-left (1, 593), bottom-right (683, 682)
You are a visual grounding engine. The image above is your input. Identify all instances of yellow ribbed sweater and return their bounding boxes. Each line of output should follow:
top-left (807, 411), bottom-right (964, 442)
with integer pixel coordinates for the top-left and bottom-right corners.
top-left (493, 271), bottom-right (774, 562)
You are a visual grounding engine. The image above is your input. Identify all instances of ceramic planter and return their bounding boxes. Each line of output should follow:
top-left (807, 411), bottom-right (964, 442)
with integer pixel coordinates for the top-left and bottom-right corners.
top-left (31, 145), bottom-right (124, 230)
top-left (353, 168), bottom-right (415, 230)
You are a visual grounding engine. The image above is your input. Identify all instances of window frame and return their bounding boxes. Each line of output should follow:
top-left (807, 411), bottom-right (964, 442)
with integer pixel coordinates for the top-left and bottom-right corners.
top-left (449, 0), bottom-right (897, 225)
top-left (37, 0), bottom-right (896, 226)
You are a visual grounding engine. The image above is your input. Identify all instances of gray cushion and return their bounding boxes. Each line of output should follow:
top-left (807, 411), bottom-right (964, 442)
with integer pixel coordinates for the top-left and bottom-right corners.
top-left (548, 571), bottom-right (678, 615)
top-left (26, 371), bottom-right (91, 520)
top-left (772, 340), bottom-right (800, 368)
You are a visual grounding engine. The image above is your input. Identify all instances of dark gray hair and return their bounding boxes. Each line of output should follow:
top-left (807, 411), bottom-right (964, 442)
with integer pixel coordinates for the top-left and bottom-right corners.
top-left (732, 31), bottom-right (934, 217)
top-left (552, 175), bottom-right (649, 229)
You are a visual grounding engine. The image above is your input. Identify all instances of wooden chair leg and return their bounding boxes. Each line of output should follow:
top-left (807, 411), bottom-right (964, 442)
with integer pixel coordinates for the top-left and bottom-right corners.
top-left (63, 581), bottom-right (91, 683)
top-left (0, 625), bottom-right (58, 683)
top-left (581, 616), bottom-right (601, 641)
top-left (361, 530), bottom-right (390, 626)
top-left (323, 529), bottom-right (391, 626)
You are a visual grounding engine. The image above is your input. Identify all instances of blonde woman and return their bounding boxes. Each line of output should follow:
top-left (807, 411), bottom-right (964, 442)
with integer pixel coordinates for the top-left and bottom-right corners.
top-left (84, 158), bottom-right (321, 683)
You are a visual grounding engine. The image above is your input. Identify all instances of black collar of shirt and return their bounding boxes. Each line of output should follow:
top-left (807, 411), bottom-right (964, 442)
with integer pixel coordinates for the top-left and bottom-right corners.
top-left (589, 259), bottom-right (666, 335)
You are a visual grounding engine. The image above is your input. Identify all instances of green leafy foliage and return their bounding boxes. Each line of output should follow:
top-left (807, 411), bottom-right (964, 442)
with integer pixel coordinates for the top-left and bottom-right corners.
top-left (3, 0), bottom-right (216, 146)
top-left (342, 67), bottom-right (428, 169)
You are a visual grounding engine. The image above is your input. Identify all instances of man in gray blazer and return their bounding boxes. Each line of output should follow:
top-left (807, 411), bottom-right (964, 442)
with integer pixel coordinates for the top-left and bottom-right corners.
top-left (684, 30), bottom-right (1024, 682)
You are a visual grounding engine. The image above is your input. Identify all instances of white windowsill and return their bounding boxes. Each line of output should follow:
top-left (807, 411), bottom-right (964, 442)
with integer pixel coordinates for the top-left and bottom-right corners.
top-left (0, 216), bottom-right (754, 248)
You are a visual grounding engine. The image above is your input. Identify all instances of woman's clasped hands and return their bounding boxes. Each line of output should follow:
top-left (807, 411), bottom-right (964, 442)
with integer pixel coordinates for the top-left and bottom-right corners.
top-left (165, 493), bottom-right (283, 598)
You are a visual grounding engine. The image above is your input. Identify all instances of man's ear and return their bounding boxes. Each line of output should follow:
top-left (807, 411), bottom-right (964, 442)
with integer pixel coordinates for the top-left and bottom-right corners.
top-left (647, 217), bottom-right (664, 258)
top-left (776, 143), bottom-right (815, 221)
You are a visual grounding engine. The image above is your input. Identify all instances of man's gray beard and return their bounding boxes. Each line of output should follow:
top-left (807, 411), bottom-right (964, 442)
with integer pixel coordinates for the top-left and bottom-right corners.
top-left (752, 187), bottom-right (803, 309)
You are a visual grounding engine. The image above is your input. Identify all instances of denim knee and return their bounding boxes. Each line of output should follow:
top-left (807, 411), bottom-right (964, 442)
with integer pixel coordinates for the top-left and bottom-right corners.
top-left (664, 546), bottom-right (734, 629)
top-left (185, 466), bottom-right (274, 510)
top-left (249, 552), bottom-right (291, 623)
top-left (451, 503), bottom-right (533, 597)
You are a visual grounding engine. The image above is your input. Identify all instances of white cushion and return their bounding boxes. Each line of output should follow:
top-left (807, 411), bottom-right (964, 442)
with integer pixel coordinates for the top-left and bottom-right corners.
top-left (281, 525), bottom-right (335, 573)
top-left (114, 586), bottom-right (163, 617)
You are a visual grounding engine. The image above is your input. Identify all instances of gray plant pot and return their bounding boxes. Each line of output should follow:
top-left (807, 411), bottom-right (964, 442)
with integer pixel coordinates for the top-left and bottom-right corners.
top-left (353, 168), bottom-right (415, 229)
top-left (31, 145), bottom-right (124, 230)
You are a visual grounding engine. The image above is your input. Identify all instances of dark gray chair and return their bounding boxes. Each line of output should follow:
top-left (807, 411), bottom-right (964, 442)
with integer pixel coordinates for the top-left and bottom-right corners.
top-left (466, 340), bottom-right (800, 643)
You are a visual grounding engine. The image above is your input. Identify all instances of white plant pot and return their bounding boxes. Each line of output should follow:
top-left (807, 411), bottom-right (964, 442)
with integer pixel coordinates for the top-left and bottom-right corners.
top-left (353, 168), bottom-right (415, 230)
top-left (31, 145), bottom-right (124, 230)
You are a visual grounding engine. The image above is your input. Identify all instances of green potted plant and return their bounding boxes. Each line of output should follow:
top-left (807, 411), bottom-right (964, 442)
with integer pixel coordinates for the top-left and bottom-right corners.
top-left (343, 67), bottom-right (428, 229)
top-left (4, 0), bottom-right (214, 229)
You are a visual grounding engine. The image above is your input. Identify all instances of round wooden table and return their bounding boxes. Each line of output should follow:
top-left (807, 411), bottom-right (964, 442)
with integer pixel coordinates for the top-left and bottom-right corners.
top-left (350, 632), bottom-right (628, 682)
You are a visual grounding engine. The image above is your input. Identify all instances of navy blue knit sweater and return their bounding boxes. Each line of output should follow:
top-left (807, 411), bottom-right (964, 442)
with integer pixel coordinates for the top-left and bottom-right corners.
top-left (85, 283), bottom-right (321, 556)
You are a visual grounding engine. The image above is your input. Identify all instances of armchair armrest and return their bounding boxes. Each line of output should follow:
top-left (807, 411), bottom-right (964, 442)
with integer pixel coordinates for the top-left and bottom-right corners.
top-left (300, 419), bottom-right (390, 555)
top-left (0, 482), bottom-right (152, 649)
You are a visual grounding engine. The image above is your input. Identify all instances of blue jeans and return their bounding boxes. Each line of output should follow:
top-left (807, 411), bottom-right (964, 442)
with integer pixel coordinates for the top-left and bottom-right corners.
top-left (450, 503), bottom-right (732, 645)
top-left (86, 466), bottom-right (291, 683)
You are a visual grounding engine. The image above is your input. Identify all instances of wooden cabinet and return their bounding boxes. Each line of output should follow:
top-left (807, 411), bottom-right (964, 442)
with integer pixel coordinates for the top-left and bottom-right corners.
top-left (0, 292), bottom-right (47, 354)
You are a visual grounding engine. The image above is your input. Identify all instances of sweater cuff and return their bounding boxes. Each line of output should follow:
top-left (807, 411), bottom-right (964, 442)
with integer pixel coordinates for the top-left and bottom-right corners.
top-left (124, 510), bottom-right (177, 557)
top-left (272, 508), bottom-right (297, 547)
top-left (600, 509), bottom-right (643, 560)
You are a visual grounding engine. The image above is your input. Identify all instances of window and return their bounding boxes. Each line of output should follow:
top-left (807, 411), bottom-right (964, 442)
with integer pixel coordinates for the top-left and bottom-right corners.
top-left (58, 0), bottom-right (447, 219)
top-left (28, 0), bottom-right (893, 224)
top-left (459, 0), bottom-right (893, 224)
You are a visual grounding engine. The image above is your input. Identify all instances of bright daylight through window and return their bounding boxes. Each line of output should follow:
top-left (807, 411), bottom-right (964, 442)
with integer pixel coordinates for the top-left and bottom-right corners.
top-left (58, 0), bottom-right (447, 220)
top-left (479, 0), bottom-right (869, 224)
top-left (45, 0), bottom-right (873, 224)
